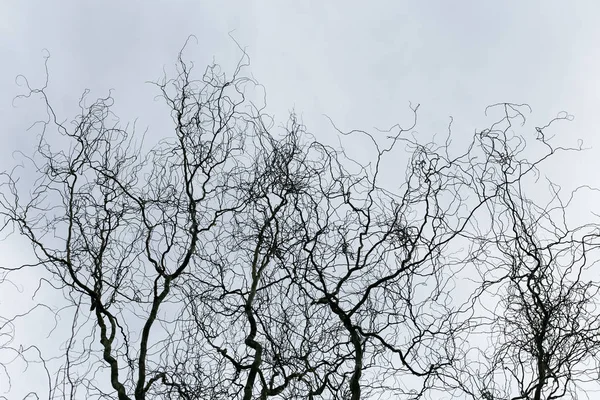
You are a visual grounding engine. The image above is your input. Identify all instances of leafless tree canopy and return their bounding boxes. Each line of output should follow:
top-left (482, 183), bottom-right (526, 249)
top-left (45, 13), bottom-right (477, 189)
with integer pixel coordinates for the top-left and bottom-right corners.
top-left (1, 45), bottom-right (599, 400)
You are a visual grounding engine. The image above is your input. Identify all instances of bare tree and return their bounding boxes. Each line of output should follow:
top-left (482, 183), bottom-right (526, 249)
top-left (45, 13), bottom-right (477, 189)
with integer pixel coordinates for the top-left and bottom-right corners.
top-left (0, 44), bottom-right (587, 400)
top-left (464, 185), bottom-right (600, 400)
top-left (446, 112), bottom-right (600, 400)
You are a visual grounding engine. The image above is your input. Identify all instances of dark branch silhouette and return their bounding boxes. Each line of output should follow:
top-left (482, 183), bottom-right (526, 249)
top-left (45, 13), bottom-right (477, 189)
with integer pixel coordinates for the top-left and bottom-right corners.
top-left (1, 43), bottom-right (596, 400)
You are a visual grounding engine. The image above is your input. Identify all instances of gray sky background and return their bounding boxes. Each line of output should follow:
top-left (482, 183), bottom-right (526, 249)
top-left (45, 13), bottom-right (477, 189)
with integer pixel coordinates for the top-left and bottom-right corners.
top-left (2, 1), bottom-right (599, 187)
top-left (1, 1), bottom-right (600, 398)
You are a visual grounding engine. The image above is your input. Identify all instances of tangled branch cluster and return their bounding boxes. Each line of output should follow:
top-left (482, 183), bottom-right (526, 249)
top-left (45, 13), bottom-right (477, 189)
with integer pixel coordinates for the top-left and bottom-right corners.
top-left (0, 47), bottom-right (597, 400)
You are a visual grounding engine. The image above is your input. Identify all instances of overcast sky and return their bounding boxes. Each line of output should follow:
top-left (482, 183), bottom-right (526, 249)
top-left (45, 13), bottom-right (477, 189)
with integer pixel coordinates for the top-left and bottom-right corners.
top-left (2, 1), bottom-right (599, 185)
top-left (1, 1), bottom-right (600, 398)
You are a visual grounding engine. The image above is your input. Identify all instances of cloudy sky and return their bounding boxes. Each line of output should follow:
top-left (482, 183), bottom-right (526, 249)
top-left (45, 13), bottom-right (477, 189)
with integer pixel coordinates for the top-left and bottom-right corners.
top-left (1, 1), bottom-right (599, 397)
top-left (2, 1), bottom-right (599, 186)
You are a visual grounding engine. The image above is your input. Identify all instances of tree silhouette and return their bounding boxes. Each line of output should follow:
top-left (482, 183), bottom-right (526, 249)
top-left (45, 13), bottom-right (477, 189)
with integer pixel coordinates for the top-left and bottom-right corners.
top-left (0, 44), bottom-right (596, 400)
